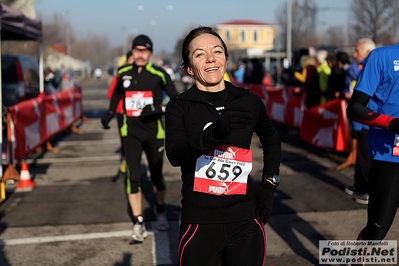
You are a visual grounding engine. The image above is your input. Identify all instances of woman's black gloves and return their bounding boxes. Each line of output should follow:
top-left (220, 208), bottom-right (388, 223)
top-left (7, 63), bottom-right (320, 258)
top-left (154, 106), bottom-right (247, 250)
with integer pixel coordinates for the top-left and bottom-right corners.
top-left (255, 180), bottom-right (276, 224)
top-left (212, 107), bottom-right (252, 139)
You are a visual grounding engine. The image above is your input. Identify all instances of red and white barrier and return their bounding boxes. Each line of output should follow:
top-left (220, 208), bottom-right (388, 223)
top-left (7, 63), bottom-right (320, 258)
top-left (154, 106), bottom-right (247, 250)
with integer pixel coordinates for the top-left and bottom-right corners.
top-left (300, 98), bottom-right (349, 152)
top-left (43, 88), bottom-right (83, 137)
top-left (231, 80), bottom-right (350, 153)
top-left (6, 87), bottom-right (83, 162)
top-left (7, 97), bottom-right (46, 161)
top-left (6, 80), bottom-right (349, 162)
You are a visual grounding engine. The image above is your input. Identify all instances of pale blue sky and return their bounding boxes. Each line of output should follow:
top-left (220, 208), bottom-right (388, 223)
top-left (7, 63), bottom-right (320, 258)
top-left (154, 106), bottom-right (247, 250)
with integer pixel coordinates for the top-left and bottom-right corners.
top-left (35, 0), bottom-right (351, 54)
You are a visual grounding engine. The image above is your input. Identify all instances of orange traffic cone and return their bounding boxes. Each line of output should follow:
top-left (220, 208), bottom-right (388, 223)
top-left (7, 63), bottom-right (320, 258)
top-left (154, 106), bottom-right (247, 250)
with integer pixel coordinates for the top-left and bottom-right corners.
top-left (15, 162), bottom-right (36, 192)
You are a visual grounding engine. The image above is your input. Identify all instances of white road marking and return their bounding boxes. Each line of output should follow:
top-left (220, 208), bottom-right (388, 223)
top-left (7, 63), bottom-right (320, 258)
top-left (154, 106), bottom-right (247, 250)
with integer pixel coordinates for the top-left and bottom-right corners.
top-left (152, 221), bottom-right (172, 265)
top-left (0, 227), bottom-right (172, 265)
top-left (26, 155), bottom-right (121, 164)
top-left (0, 230), bottom-right (138, 245)
top-left (7, 121), bottom-right (173, 264)
top-left (57, 139), bottom-right (121, 146)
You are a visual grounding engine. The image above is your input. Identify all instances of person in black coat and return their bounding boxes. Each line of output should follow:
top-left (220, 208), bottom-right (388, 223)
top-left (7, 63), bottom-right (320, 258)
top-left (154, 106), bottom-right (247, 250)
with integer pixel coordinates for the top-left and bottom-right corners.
top-left (326, 51), bottom-right (350, 101)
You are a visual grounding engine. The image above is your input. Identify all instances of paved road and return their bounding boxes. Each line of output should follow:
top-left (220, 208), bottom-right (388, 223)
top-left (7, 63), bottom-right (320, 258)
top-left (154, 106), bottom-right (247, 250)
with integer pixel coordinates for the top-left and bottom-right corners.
top-left (0, 78), bottom-right (397, 266)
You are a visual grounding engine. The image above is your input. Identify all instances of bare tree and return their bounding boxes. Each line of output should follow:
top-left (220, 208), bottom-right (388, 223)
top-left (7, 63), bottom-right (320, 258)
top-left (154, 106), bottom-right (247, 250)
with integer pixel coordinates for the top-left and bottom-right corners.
top-left (4, 1), bottom-right (173, 70)
top-left (72, 33), bottom-right (111, 69)
top-left (172, 24), bottom-right (199, 67)
top-left (42, 12), bottom-right (75, 50)
top-left (276, 0), bottom-right (319, 51)
top-left (41, 12), bottom-right (113, 69)
top-left (349, 0), bottom-right (399, 45)
top-left (323, 26), bottom-right (346, 47)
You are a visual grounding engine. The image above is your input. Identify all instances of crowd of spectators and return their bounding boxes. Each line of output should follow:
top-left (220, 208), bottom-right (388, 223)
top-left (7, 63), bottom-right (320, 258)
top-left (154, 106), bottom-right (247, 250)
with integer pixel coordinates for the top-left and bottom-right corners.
top-left (228, 43), bottom-right (376, 206)
top-left (228, 47), bottom-right (364, 111)
top-left (44, 65), bottom-right (76, 95)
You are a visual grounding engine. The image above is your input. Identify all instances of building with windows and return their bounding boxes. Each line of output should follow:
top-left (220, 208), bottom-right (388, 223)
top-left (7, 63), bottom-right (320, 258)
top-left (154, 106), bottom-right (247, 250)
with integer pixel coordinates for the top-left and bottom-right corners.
top-left (214, 19), bottom-right (278, 61)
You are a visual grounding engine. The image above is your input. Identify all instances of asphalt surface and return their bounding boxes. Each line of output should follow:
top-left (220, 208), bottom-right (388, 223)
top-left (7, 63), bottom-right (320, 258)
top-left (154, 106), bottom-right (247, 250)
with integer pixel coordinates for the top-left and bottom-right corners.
top-left (0, 78), bottom-right (397, 266)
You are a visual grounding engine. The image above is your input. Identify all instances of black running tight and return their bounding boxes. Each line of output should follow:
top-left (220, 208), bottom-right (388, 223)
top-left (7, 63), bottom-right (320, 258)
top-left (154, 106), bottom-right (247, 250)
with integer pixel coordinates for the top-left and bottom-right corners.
top-left (124, 135), bottom-right (165, 194)
top-left (361, 159), bottom-right (399, 240)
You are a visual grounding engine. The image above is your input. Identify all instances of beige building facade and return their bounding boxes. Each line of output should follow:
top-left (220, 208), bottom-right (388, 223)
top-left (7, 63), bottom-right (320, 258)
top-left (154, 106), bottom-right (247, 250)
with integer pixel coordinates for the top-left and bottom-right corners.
top-left (215, 19), bottom-right (278, 61)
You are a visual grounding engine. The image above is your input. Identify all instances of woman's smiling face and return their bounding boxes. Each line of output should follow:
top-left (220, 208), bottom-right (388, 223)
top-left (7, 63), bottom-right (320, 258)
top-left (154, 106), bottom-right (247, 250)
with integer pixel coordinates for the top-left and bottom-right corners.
top-left (186, 33), bottom-right (227, 90)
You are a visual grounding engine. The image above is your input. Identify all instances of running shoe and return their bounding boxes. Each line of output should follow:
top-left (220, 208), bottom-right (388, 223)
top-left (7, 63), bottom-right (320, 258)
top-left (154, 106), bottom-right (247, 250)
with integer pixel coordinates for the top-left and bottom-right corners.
top-left (354, 193), bottom-right (369, 205)
top-left (131, 223), bottom-right (148, 243)
top-left (344, 185), bottom-right (355, 196)
top-left (154, 207), bottom-right (169, 231)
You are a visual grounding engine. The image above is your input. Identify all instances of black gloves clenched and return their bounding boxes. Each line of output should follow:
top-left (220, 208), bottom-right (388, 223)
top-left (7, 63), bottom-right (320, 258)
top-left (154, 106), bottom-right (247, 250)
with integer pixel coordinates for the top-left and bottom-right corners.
top-left (255, 180), bottom-right (276, 224)
top-left (101, 111), bottom-right (114, 129)
top-left (388, 118), bottom-right (399, 134)
top-left (212, 107), bottom-right (252, 139)
top-left (140, 104), bottom-right (162, 117)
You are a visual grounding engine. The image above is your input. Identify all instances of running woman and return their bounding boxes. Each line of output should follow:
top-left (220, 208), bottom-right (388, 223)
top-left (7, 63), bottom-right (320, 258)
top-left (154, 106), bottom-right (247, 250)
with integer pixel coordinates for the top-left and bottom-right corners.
top-left (165, 26), bottom-right (281, 266)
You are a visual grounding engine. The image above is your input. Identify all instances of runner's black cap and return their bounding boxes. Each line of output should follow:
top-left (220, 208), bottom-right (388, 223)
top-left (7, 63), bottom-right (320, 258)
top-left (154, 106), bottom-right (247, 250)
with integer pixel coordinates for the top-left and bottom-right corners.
top-left (132, 35), bottom-right (153, 51)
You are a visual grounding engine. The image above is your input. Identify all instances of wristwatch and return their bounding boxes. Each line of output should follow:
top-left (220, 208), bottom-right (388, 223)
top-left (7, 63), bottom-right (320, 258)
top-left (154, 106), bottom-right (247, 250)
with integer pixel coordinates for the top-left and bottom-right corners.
top-left (264, 174), bottom-right (280, 187)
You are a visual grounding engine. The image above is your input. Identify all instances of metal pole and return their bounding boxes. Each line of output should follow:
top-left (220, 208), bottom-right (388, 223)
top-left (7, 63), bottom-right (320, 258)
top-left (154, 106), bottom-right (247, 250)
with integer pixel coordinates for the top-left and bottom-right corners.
top-left (0, 36), bottom-right (3, 177)
top-left (286, 0), bottom-right (292, 66)
top-left (39, 42), bottom-right (44, 93)
top-left (276, 29), bottom-right (281, 85)
top-left (66, 27), bottom-right (71, 57)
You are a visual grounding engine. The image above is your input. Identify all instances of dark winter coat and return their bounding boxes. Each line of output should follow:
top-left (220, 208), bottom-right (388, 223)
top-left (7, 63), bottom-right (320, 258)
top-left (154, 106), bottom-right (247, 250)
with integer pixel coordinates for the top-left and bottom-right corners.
top-left (165, 81), bottom-right (281, 224)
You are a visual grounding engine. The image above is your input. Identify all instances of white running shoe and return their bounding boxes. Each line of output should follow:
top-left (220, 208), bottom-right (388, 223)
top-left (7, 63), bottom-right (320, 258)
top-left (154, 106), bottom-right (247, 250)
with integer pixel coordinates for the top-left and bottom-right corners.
top-left (354, 193), bottom-right (369, 205)
top-left (344, 185), bottom-right (355, 196)
top-left (154, 207), bottom-right (169, 231)
top-left (131, 223), bottom-right (148, 243)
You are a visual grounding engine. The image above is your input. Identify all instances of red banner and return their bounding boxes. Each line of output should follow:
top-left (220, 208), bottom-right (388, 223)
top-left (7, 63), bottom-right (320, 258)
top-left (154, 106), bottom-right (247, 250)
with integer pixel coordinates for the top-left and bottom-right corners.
top-left (8, 97), bottom-right (47, 161)
top-left (300, 98), bottom-right (350, 152)
top-left (245, 84), bottom-right (305, 128)
top-left (230, 79), bottom-right (350, 152)
top-left (43, 88), bottom-right (83, 136)
top-left (264, 86), bottom-right (287, 124)
top-left (7, 87), bottom-right (83, 161)
top-left (283, 87), bottom-right (306, 128)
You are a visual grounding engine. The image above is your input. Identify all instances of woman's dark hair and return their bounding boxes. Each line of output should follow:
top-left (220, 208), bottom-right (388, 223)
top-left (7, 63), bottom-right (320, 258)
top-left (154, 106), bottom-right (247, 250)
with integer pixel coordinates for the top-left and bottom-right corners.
top-left (181, 26), bottom-right (229, 70)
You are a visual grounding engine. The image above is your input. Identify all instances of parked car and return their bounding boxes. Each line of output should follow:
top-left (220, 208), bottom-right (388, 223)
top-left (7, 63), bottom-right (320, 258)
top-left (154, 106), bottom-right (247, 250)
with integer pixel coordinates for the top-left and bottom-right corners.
top-left (1, 54), bottom-right (40, 108)
top-left (1, 54), bottom-right (40, 130)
